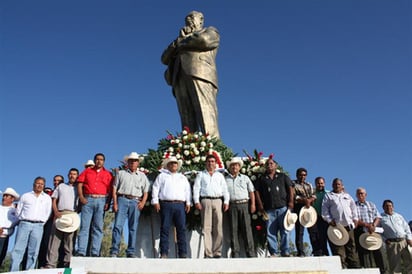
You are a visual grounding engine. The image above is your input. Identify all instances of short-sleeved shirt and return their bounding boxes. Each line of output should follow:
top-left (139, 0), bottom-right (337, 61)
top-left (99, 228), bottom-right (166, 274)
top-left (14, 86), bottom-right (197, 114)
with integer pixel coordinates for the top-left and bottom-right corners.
top-left (115, 169), bottom-right (150, 197)
top-left (225, 173), bottom-right (254, 201)
top-left (52, 183), bottom-right (78, 211)
top-left (293, 180), bottom-right (316, 202)
top-left (78, 167), bottom-right (113, 195)
top-left (255, 172), bottom-right (293, 210)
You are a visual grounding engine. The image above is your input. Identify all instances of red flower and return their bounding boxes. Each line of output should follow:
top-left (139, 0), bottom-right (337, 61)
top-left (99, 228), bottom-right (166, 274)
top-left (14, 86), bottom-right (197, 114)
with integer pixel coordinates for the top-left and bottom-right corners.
top-left (256, 225), bottom-right (262, 231)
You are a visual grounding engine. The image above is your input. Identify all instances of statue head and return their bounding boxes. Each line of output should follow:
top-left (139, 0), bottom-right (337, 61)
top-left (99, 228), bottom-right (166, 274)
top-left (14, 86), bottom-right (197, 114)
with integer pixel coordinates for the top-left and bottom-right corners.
top-left (185, 11), bottom-right (204, 32)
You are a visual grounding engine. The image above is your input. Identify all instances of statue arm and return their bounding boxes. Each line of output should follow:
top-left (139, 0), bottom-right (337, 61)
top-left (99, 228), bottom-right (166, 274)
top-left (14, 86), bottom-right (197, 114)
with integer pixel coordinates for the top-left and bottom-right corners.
top-left (161, 40), bottom-right (177, 65)
top-left (178, 27), bottom-right (220, 51)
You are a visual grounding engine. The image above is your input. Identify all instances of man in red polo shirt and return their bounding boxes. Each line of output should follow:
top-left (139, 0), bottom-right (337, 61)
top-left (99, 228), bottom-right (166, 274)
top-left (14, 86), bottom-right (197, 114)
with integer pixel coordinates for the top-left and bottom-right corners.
top-left (76, 153), bottom-right (113, 257)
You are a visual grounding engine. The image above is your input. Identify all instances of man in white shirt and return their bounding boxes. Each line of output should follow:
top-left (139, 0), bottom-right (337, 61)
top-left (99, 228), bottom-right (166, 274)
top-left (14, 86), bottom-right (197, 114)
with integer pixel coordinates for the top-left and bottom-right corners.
top-left (193, 154), bottom-right (229, 258)
top-left (151, 157), bottom-right (191, 258)
top-left (10, 177), bottom-right (52, 271)
top-left (0, 187), bottom-right (20, 267)
top-left (322, 178), bottom-right (360, 269)
top-left (380, 199), bottom-right (412, 274)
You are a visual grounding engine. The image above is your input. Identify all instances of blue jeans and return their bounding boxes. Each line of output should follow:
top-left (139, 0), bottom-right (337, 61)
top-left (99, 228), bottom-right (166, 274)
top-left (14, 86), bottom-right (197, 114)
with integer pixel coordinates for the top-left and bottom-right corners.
top-left (159, 201), bottom-right (187, 257)
top-left (111, 196), bottom-right (141, 256)
top-left (10, 221), bottom-right (44, 271)
top-left (266, 206), bottom-right (289, 256)
top-left (77, 197), bottom-right (105, 256)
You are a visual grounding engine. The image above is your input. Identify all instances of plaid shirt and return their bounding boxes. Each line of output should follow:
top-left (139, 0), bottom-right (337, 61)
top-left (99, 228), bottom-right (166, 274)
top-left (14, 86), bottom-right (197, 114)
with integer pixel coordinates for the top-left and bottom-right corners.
top-left (293, 180), bottom-right (315, 202)
top-left (355, 200), bottom-right (381, 224)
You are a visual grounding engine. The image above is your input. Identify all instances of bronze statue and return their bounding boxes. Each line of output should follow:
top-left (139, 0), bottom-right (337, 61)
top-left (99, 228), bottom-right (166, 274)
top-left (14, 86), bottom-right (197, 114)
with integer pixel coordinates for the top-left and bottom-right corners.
top-left (162, 11), bottom-right (220, 138)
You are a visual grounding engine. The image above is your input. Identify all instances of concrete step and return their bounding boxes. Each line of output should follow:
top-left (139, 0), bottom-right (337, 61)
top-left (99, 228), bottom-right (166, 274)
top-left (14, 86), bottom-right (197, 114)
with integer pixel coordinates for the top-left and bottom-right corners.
top-left (70, 256), bottom-right (380, 274)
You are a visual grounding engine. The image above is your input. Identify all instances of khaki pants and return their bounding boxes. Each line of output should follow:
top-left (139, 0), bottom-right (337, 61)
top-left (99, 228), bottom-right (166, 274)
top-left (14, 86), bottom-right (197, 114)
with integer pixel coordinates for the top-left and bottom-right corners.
top-left (200, 198), bottom-right (223, 258)
top-left (386, 239), bottom-right (412, 274)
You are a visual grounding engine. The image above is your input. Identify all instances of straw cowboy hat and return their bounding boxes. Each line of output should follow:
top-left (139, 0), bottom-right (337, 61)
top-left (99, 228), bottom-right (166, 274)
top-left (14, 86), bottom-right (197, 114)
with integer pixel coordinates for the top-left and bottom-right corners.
top-left (2, 187), bottom-right (20, 200)
top-left (359, 233), bottom-right (383, 251)
top-left (84, 159), bottom-right (95, 168)
top-left (225, 157), bottom-right (244, 169)
top-left (162, 156), bottom-right (183, 170)
top-left (327, 224), bottom-right (349, 246)
top-left (283, 209), bottom-right (298, 231)
top-left (55, 212), bottom-right (81, 233)
top-left (299, 206), bottom-right (317, 228)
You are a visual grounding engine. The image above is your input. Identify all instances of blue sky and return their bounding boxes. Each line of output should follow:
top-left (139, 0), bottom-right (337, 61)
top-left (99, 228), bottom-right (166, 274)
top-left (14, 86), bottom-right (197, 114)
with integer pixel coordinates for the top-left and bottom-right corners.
top-left (1, 0), bottom-right (411, 225)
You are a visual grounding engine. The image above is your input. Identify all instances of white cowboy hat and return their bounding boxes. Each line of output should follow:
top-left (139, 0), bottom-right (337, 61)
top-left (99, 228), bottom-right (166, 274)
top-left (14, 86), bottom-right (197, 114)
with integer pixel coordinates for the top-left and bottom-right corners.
top-left (225, 157), bottom-right (244, 169)
top-left (162, 156), bottom-right (183, 170)
top-left (283, 209), bottom-right (298, 231)
top-left (359, 233), bottom-right (383, 251)
top-left (327, 224), bottom-right (349, 246)
top-left (126, 152), bottom-right (145, 162)
top-left (55, 212), bottom-right (80, 233)
top-left (84, 159), bottom-right (95, 167)
top-left (299, 206), bottom-right (317, 228)
top-left (2, 187), bottom-right (19, 200)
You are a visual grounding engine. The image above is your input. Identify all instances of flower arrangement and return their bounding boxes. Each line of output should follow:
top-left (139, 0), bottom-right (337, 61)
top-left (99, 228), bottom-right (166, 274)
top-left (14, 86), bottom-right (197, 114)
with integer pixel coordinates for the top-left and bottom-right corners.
top-left (147, 127), bottom-right (234, 181)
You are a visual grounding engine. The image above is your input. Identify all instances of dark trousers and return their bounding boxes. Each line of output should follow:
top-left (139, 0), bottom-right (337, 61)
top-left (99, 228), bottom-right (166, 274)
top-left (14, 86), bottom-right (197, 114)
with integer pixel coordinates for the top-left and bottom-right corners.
top-left (329, 227), bottom-right (360, 269)
top-left (311, 216), bottom-right (330, 256)
top-left (354, 227), bottom-right (387, 273)
top-left (0, 237), bottom-right (9, 266)
top-left (159, 202), bottom-right (187, 257)
top-left (228, 202), bottom-right (256, 257)
top-left (294, 205), bottom-right (318, 256)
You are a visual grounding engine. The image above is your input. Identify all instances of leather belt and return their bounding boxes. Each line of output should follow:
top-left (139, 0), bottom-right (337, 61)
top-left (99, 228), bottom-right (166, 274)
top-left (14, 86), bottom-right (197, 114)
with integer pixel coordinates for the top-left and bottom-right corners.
top-left (200, 196), bottom-right (223, 200)
top-left (85, 194), bottom-right (107, 198)
top-left (117, 194), bottom-right (142, 200)
top-left (22, 220), bottom-right (44, 224)
top-left (160, 200), bottom-right (185, 203)
top-left (387, 238), bottom-right (405, 242)
top-left (230, 199), bottom-right (249, 204)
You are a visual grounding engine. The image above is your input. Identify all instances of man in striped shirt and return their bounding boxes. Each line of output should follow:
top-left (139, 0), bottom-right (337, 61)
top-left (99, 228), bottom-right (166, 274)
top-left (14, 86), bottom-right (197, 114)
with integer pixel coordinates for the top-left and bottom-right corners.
top-left (354, 187), bottom-right (387, 273)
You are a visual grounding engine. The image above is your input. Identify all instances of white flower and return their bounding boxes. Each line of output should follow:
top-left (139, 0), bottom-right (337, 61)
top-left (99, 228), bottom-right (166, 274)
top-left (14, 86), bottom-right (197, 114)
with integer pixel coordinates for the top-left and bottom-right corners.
top-left (206, 135), bottom-right (211, 140)
top-left (193, 156), bottom-right (200, 163)
top-left (252, 214), bottom-right (258, 220)
top-left (183, 150), bottom-right (190, 156)
top-left (182, 130), bottom-right (188, 135)
top-left (248, 171), bottom-right (252, 176)
top-left (241, 168), bottom-right (246, 174)
top-left (170, 140), bottom-right (176, 144)
top-left (184, 145), bottom-right (190, 149)
top-left (175, 153), bottom-right (181, 159)
top-left (198, 132), bottom-right (203, 136)
top-left (193, 149), bottom-right (200, 155)
top-left (168, 147), bottom-right (174, 152)
top-left (252, 166), bottom-right (260, 172)
top-left (200, 141), bottom-right (206, 147)
top-left (250, 161), bottom-right (256, 167)
top-left (200, 156), bottom-right (206, 162)
top-left (194, 134), bottom-right (198, 139)
top-left (208, 143), bottom-right (214, 148)
top-left (251, 175), bottom-right (257, 181)
top-left (190, 143), bottom-right (196, 148)
top-left (183, 135), bottom-right (188, 140)
top-left (175, 139), bottom-right (180, 144)
top-left (178, 143), bottom-right (183, 148)
top-left (259, 159), bottom-right (266, 165)
top-left (185, 160), bottom-right (191, 165)
top-left (199, 147), bottom-right (205, 152)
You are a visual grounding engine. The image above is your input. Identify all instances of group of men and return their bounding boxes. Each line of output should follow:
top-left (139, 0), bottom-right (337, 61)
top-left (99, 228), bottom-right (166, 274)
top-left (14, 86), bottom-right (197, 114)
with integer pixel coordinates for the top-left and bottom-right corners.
top-left (1, 153), bottom-right (411, 274)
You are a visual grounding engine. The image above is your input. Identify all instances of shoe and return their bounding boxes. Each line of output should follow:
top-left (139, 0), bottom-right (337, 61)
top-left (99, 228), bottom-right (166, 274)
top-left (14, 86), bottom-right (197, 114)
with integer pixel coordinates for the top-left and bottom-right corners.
top-left (63, 262), bottom-right (70, 268)
top-left (160, 254), bottom-right (168, 259)
top-left (127, 254), bottom-right (137, 258)
top-left (74, 252), bottom-right (85, 257)
top-left (270, 254), bottom-right (280, 258)
top-left (281, 253), bottom-right (290, 257)
top-left (179, 254), bottom-right (187, 258)
top-left (110, 253), bottom-right (118, 258)
top-left (213, 255), bottom-right (221, 258)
